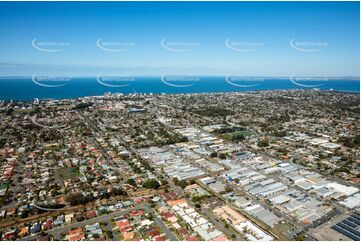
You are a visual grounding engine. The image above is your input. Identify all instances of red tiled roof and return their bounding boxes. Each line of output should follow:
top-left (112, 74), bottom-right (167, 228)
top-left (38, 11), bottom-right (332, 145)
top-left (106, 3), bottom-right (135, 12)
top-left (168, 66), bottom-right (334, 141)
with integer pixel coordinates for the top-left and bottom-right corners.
top-left (69, 233), bottom-right (85, 241)
top-left (85, 210), bottom-right (96, 219)
top-left (147, 230), bottom-right (160, 238)
top-left (129, 209), bottom-right (144, 217)
top-left (160, 211), bottom-right (174, 218)
top-left (133, 197), bottom-right (143, 204)
top-left (69, 227), bottom-right (83, 236)
top-left (119, 225), bottom-right (132, 233)
top-left (154, 235), bottom-right (166, 241)
top-left (187, 235), bottom-right (199, 241)
top-left (43, 220), bottom-right (53, 230)
top-left (213, 235), bottom-right (228, 241)
top-left (161, 192), bottom-right (178, 201)
top-left (116, 221), bottom-right (130, 228)
top-left (3, 231), bottom-right (16, 240)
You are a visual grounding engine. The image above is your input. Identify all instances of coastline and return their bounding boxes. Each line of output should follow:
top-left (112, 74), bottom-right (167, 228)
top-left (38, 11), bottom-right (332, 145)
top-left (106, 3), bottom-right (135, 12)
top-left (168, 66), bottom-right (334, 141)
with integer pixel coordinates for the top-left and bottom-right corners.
top-left (1, 88), bottom-right (360, 103)
top-left (0, 77), bottom-right (359, 101)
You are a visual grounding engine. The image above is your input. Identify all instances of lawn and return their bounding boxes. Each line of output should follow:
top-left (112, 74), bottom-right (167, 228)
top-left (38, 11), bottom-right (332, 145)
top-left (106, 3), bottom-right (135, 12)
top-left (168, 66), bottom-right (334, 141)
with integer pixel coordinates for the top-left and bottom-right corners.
top-left (13, 108), bottom-right (34, 114)
top-left (55, 167), bottom-right (80, 181)
top-left (221, 130), bottom-right (255, 141)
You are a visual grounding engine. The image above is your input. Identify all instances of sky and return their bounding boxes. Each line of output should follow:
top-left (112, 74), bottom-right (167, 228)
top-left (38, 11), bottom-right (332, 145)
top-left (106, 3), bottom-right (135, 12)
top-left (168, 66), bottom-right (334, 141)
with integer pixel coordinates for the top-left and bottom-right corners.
top-left (0, 1), bottom-right (359, 77)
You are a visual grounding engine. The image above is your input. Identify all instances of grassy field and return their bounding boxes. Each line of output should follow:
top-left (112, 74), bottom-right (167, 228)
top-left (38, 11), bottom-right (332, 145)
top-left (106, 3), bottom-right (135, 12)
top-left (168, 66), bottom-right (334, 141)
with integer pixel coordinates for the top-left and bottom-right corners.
top-left (55, 167), bottom-right (80, 181)
top-left (221, 130), bottom-right (255, 141)
top-left (13, 109), bottom-right (34, 114)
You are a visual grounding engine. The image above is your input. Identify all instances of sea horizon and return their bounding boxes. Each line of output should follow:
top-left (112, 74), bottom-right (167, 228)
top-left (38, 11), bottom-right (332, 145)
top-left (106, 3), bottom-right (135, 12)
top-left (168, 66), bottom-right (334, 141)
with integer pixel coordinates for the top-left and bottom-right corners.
top-left (0, 76), bottom-right (359, 101)
top-left (0, 75), bottom-right (360, 79)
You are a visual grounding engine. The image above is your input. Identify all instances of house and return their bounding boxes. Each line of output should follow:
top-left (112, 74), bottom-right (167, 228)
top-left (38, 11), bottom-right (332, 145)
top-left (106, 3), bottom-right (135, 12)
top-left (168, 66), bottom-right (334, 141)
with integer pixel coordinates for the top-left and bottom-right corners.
top-left (69, 227), bottom-right (83, 237)
top-left (18, 226), bottom-right (29, 237)
top-left (166, 199), bottom-right (187, 207)
top-left (17, 205), bottom-right (29, 216)
top-left (161, 192), bottom-right (178, 201)
top-left (147, 229), bottom-right (160, 238)
top-left (177, 228), bottom-right (190, 238)
top-left (114, 202), bottom-right (123, 210)
top-left (154, 235), bottom-right (166, 241)
top-left (75, 212), bottom-right (85, 221)
top-left (122, 200), bottom-right (133, 207)
top-left (0, 210), bottom-right (6, 219)
top-left (69, 233), bottom-right (85, 241)
top-left (123, 231), bottom-right (135, 241)
top-left (213, 205), bottom-right (246, 225)
top-left (213, 235), bottom-right (229, 241)
top-left (187, 235), bottom-right (199, 241)
top-left (30, 223), bottom-right (41, 234)
top-left (129, 209), bottom-right (144, 217)
top-left (85, 210), bottom-right (97, 219)
top-left (133, 197), bottom-right (143, 204)
top-left (42, 218), bottom-right (53, 230)
top-left (141, 219), bottom-right (153, 226)
top-left (116, 220), bottom-right (130, 227)
top-left (116, 220), bottom-right (132, 233)
top-left (6, 207), bottom-right (16, 216)
top-left (65, 213), bottom-right (74, 223)
top-left (2, 230), bottom-right (16, 240)
top-left (160, 211), bottom-right (177, 223)
top-left (85, 223), bottom-right (103, 240)
top-left (54, 214), bottom-right (65, 226)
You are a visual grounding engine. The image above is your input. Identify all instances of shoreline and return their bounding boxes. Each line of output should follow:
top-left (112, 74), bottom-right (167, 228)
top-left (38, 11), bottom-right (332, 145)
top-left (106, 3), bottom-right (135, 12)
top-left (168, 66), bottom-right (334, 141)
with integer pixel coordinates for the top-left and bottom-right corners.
top-left (1, 88), bottom-right (360, 103)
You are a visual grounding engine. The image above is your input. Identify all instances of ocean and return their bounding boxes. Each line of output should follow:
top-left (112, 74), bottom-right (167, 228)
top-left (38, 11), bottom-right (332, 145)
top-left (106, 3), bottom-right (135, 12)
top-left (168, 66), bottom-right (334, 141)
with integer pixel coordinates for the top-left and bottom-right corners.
top-left (0, 77), bottom-right (359, 101)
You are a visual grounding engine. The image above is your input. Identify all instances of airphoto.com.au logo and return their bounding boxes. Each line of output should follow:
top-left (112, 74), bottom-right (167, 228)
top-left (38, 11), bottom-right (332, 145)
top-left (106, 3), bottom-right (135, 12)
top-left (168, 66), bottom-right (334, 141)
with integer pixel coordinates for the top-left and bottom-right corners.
top-left (96, 75), bottom-right (135, 87)
top-left (161, 38), bottom-right (200, 52)
top-left (32, 38), bottom-right (70, 52)
top-left (160, 75), bottom-right (200, 87)
top-left (96, 38), bottom-right (135, 52)
top-left (289, 74), bottom-right (329, 88)
top-left (289, 38), bottom-right (328, 52)
top-left (32, 75), bottom-right (71, 88)
top-left (31, 37), bottom-right (329, 53)
top-left (225, 76), bottom-right (265, 87)
top-left (225, 38), bottom-right (264, 52)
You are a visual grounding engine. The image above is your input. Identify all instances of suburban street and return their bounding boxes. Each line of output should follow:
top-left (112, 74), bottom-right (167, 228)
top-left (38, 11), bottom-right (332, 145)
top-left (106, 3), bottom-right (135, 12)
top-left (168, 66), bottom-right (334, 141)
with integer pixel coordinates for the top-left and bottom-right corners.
top-left (23, 204), bottom-right (177, 241)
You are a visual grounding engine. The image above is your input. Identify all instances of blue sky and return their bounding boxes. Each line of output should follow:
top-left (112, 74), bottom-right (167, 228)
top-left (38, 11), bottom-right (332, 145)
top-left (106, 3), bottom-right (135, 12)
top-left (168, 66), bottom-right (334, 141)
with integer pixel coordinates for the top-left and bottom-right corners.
top-left (0, 1), bottom-right (359, 77)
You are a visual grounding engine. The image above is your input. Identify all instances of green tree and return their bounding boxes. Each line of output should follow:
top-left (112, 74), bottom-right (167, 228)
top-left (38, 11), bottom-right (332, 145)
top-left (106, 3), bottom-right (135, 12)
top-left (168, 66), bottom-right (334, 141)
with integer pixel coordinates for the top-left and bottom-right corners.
top-left (258, 138), bottom-right (269, 147)
top-left (143, 179), bottom-right (161, 189)
top-left (127, 178), bottom-right (137, 187)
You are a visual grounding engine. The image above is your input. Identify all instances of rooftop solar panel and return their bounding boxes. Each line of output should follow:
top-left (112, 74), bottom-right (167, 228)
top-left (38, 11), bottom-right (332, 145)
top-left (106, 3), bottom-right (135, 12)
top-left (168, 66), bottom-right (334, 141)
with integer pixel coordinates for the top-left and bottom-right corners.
top-left (332, 225), bottom-right (360, 241)
top-left (348, 216), bottom-right (360, 225)
top-left (343, 219), bottom-right (358, 228)
top-left (337, 222), bottom-right (360, 237)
